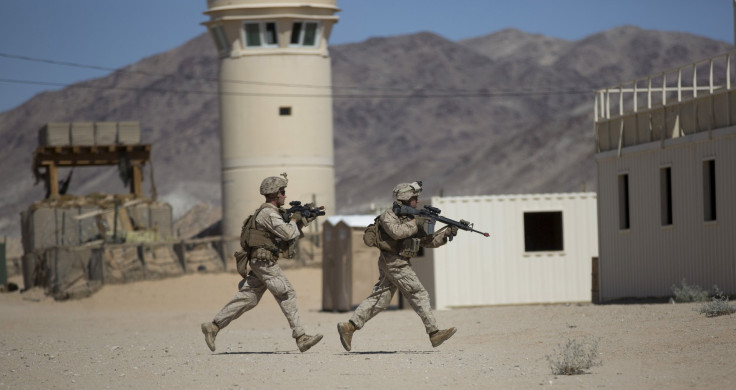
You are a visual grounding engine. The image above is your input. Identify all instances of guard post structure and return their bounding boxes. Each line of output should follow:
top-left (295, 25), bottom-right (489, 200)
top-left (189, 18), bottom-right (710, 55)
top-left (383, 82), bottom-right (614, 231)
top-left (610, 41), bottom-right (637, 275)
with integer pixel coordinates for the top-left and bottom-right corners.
top-left (202, 0), bottom-right (339, 257)
top-left (34, 121), bottom-right (150, 198)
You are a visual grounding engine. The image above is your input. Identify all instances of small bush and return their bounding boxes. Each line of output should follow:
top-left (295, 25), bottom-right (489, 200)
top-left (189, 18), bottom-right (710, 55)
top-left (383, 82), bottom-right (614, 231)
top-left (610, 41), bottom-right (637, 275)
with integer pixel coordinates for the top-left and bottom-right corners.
top-left (697, 286), bottom-right (736, 317)
top-left (671, 279), bottom-right (709, 302)
top-left (546, 338), bottom-right (601, 375)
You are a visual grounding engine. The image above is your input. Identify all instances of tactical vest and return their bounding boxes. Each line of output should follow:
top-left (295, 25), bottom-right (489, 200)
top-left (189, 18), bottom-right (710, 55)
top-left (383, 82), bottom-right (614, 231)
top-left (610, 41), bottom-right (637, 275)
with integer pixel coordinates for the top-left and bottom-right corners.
top-left (371, 212), bottom-right (426, 258)
top-left (240, 204), bottom-right (294, 262)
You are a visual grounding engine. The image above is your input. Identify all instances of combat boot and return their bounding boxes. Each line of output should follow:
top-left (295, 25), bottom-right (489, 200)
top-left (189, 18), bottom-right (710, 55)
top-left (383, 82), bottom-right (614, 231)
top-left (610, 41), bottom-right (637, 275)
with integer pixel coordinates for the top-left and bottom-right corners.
top-left (296, 333), bottom-right (323, 352)
top-left (429, 327), bottom-right (457, 348)
top-left (337, 321), bottom-right (356, 351)
top-left (201, 322), bottom-right (219, 352)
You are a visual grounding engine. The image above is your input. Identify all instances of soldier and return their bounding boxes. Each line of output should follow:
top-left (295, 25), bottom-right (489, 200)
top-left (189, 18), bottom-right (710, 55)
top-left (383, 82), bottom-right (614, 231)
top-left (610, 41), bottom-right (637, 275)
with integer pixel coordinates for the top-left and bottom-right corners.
top-left (337, 181), bottom-right (457, 351)
top-left (201, 175), bottom-right (323, 353)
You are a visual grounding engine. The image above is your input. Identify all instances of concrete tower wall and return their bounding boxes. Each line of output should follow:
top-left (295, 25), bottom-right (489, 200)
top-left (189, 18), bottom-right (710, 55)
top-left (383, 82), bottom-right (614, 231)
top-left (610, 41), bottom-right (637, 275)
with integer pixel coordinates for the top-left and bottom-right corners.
top-left (204, 1), bottom-right (339, 239)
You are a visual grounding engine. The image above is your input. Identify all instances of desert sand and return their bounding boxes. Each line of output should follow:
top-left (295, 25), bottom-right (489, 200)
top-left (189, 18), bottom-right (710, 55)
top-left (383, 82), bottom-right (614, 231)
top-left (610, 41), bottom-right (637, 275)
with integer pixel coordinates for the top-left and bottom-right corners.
top-left (1, 267), bottom-right (734, 390)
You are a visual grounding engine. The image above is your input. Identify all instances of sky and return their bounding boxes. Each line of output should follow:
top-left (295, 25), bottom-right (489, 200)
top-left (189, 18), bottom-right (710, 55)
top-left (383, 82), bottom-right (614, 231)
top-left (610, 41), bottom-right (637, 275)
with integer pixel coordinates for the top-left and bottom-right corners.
top-left (0, 0), bottom-right (733, 113)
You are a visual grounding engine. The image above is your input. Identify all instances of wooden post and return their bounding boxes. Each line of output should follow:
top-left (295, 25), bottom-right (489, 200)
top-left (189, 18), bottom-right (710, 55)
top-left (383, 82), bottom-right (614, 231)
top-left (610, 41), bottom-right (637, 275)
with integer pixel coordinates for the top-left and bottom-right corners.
top-left (48, 163), bottom-right (59, 197)
top-left (131, 164), bottom-right (142, 196)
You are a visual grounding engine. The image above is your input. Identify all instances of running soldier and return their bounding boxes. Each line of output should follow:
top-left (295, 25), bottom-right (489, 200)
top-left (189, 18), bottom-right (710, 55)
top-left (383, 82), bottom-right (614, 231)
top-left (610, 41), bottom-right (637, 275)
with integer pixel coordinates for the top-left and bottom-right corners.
top-left (201, 175), bottom-right (323, 353)
top-left (337, 181), bottom-right (457, 351)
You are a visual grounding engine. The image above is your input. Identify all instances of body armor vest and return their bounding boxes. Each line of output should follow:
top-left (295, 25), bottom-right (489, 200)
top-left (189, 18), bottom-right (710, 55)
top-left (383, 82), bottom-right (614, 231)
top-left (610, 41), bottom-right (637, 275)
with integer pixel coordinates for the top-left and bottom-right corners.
top-left (240, 205), bottom-right (294, 261)
top-left (376, 214), bottom-right (426, 258)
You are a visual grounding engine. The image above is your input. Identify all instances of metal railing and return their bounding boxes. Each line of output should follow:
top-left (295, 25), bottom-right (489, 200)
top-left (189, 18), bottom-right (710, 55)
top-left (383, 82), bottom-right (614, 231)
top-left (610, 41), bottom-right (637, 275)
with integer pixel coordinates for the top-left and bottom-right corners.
top-left (594, 51), bottom-right (736, 153)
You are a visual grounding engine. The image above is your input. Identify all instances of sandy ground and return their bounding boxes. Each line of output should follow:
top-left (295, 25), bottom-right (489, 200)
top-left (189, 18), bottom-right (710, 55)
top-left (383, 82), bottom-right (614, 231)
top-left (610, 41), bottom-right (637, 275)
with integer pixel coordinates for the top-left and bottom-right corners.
top-left (1, 267), bottom-right (735, 390)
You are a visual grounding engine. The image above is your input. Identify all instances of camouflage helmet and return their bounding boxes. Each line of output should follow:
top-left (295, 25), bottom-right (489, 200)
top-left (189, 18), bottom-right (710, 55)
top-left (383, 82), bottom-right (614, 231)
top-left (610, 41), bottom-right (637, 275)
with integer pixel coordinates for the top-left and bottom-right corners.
top-left (392, 181), bottom-right (422, 201)
top-left (260, 173), bottom-right (288, 195)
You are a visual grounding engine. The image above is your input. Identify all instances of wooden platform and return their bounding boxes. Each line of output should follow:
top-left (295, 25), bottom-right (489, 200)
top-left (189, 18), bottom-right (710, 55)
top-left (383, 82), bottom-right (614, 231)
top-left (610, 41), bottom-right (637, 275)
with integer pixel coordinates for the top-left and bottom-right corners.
top-left (33, 144), bottom-right (151, 197)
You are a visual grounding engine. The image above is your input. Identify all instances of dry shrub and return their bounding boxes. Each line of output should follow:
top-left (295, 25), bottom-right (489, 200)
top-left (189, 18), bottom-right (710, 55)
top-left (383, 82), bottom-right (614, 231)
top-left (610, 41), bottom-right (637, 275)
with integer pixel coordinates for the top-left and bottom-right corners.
top-left (547, 338), bottom-right (601, 375)
top-left (697, 286), bottom-right (736, 317)
top-left (671, 279), bottom-right (708, 303)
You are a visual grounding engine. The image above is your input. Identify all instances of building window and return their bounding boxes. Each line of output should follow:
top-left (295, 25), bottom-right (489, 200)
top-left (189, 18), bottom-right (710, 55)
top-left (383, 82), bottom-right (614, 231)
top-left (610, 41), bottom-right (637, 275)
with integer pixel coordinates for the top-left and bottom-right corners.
top-left (618, 174), bottom-right (630, 230)
top-left (290, 21), bottom-right (320, 47)
top-left (660, 167), bottom-right (672, 226)
top-left (703, 159), bottom-right (716, 222)
top-left (243, 22), bottom-right (278, 48)
top-left (279, 107), bottom-right (292, 116)
top-left (523, 211), bottom-right (563, 252)
top-left (209, 25), bottom-right (229, 56)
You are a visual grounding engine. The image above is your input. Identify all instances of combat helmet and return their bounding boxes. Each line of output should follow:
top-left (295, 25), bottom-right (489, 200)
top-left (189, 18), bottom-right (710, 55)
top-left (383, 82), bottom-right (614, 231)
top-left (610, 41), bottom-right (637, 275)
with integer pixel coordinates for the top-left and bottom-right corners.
top-left (392, 181), bottom-right (422, 201)
top-left (260, 173), bottom-right (288, 195)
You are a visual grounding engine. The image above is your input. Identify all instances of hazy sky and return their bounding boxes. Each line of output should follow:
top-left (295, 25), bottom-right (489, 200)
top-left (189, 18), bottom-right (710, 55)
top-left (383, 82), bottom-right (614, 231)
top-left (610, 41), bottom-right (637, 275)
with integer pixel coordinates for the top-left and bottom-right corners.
top-left (0, 0), bottom-right (733, 113)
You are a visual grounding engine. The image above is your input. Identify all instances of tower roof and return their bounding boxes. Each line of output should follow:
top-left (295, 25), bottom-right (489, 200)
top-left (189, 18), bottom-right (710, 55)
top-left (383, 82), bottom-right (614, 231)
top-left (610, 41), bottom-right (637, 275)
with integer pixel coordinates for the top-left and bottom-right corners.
top-left (205, 0), bottom-right (339, 14)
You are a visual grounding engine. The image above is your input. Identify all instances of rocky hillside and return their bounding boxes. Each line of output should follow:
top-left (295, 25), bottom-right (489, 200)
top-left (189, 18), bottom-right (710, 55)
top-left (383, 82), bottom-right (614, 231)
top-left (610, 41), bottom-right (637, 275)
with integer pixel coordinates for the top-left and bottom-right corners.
top-left (0, 26), bottom-right (732, 238)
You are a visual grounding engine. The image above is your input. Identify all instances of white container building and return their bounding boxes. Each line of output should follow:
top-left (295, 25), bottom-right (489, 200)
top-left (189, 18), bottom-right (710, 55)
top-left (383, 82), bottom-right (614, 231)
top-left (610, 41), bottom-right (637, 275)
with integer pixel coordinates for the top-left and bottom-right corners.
top-left (413, 193), bottom-right (598, 309)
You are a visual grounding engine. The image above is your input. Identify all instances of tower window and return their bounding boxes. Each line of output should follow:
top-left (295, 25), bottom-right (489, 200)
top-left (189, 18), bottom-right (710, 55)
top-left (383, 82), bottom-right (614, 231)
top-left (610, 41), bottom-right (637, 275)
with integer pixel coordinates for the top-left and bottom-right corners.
top-left (618, 174), bottom-right (630, 230)
top-left (290, 21), bottom-right (320, 47)
top-left (523, 211), bottom-right (564, 252)
top-left (243, 22), bottom-right (278, 48)
top-left (703, 159), bottom-right (716, 222)
top-left (209, 25), bottom-right (229, 56)
top-left (279, 107), bottom-right (292, 116)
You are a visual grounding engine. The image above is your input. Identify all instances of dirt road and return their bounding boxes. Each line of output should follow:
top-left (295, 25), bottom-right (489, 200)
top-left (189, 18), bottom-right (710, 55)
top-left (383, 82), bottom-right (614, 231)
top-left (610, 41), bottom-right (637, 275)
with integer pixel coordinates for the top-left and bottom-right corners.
top-left (1, 268), bottom-right (734, 389)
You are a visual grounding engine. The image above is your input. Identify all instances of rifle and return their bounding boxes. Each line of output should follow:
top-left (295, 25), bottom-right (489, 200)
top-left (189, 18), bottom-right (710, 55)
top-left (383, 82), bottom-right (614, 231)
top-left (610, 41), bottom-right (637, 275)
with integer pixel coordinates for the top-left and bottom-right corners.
top-left (284, 201), bottom-right (326, 223)
top-left (392, 203), bottom-right (489, 241)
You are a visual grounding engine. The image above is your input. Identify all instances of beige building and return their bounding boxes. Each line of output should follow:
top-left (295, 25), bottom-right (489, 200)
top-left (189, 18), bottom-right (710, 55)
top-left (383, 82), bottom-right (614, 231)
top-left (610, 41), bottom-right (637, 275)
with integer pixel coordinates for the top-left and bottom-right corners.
top-left (594, 51), bottom-right (736, 301)
top-left (203, 0), bottom-right (339, 243)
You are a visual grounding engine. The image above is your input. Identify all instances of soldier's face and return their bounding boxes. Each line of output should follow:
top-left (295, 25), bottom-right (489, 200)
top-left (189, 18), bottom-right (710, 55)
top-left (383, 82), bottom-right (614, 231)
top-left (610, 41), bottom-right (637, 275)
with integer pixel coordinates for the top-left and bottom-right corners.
top-left (277, 188), bottom-right (286, 206)
top-left (409, 196), bottom-right (418, 208)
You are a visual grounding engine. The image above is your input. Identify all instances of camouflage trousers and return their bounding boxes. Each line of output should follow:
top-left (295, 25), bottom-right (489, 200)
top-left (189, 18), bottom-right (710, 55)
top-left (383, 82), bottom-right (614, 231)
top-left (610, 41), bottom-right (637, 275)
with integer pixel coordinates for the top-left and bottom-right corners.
top-left (212, 259), bottom-right (304, 339)
top-left (350, 252), bottom-right (438, 334)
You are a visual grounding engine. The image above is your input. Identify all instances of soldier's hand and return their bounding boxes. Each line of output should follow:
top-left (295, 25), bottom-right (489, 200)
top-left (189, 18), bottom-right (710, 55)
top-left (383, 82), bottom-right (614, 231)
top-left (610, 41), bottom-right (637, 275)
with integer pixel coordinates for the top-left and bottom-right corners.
top-left (290, 211), bottom-right (303, 222)
top-left (449, 225), bottom-right (459, 237)
top-left (303, 211), bottom-right (318, 223)
top-left (414, 216), bottom-right (428, 227)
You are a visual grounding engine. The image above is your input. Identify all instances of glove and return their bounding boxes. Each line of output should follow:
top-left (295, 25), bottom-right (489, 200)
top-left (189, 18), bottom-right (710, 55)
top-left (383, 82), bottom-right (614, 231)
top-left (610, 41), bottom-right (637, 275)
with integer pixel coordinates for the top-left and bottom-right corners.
top-left (414, 216), bottom-right (428, 228)
top-left (290, 211), bottom-right (303, 222)
top-left (448, 225), bottom-right (459, 237)
top-left (303, 211), bottom-right (318, 224)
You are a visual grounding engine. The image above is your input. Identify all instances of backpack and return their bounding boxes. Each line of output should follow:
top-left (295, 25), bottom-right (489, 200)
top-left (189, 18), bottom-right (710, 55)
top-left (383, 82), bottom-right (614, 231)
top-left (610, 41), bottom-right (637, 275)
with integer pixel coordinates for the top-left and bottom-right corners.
top-left (362, 216), bottom-right (395, 252)
top-left (362, 217), bottom-right (381, 248)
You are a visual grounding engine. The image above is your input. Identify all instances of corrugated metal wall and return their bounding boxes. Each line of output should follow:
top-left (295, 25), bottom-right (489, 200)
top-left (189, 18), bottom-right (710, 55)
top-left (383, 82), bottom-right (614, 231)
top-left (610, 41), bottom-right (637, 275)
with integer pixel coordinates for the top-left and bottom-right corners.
top-left (596, 127), bottom-right (736, 301)
top-left (413, 193), bottom-right (598, 309)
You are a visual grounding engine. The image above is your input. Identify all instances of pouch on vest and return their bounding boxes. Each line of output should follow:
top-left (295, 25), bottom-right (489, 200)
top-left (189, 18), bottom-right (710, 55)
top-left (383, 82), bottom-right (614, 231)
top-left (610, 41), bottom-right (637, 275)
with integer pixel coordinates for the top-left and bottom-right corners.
top-left (398, 237), bottom-right (421, 258)
top-left (234, 249), bottom-right (250, 278)
top-left (280, 240), bottom-right (297, 259)
top-left (252, 247), bottom-right (277, 262)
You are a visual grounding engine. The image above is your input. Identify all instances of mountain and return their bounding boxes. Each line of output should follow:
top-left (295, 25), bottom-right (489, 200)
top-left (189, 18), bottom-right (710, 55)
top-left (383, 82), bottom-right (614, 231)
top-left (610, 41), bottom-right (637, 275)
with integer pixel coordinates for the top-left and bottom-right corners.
top-left (0, 26), bottom-right (732, 239)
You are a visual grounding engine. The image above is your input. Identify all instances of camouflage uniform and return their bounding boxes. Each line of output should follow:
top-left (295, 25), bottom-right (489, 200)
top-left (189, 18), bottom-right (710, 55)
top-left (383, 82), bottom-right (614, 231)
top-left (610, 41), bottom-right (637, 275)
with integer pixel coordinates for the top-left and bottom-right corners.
top-left (212, 204), bottom-right (305, 338)
top-left (350, 207), bottom-right (451, 334)
top-left (338, 181), bottom-right (457, 351)
top-left (202, 175), bottom-right (322, 353)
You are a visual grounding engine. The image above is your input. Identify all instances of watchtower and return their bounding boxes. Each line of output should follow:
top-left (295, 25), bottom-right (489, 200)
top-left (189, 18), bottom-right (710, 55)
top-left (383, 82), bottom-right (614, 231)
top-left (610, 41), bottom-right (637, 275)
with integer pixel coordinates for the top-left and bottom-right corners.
top-left (203, 0), bottom-right (339, 241)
